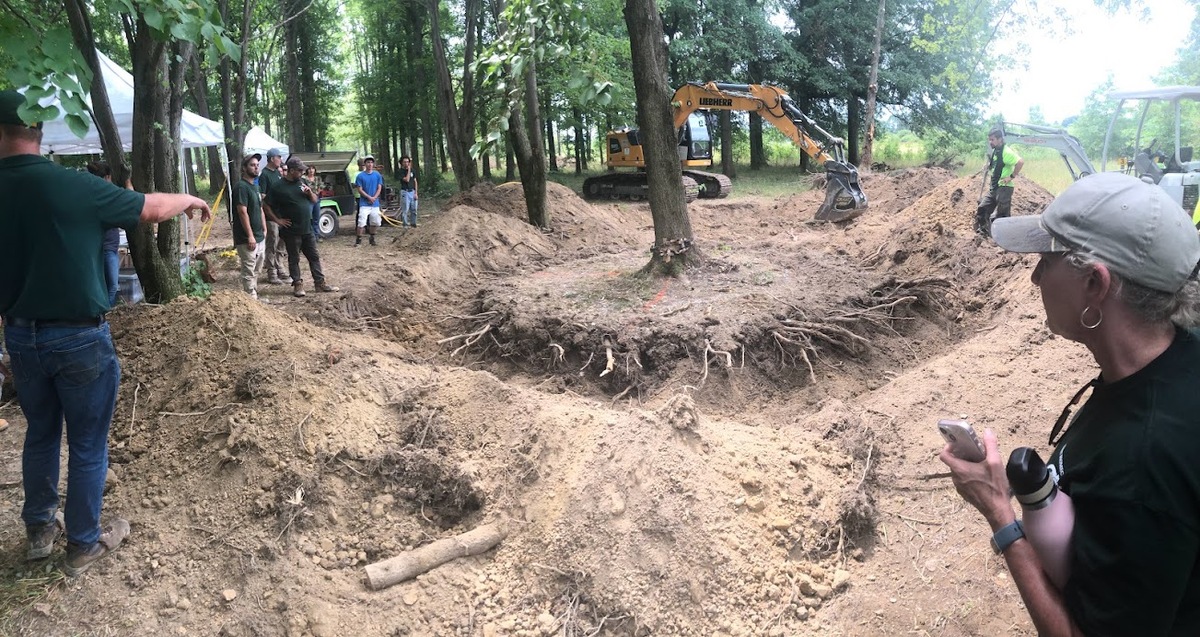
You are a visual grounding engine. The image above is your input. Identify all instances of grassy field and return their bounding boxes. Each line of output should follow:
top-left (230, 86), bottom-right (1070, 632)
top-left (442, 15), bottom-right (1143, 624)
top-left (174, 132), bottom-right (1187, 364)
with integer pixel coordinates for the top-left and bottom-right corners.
top-left (959, 147), bottom-right (1076, 196)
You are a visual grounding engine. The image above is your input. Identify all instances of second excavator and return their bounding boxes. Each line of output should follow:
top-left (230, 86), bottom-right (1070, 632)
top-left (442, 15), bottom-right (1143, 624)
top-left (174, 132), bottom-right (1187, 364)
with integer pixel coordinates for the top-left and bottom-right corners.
top-left (582, 82), bottom-right (869, 221)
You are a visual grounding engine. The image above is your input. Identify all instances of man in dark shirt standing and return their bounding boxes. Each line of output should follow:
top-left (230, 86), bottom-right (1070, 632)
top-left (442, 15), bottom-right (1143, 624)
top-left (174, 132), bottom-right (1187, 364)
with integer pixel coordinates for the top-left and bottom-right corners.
top-left (265, 157), bottom-right (340, 298)
top-left (397, 156), bottom-right (419, 228)
top-left (0, 89), bottom-right (211, 576)
top-left (232, 153), bottom-right (268, 301)
top-left (258, 148), bottom-right (286, 284)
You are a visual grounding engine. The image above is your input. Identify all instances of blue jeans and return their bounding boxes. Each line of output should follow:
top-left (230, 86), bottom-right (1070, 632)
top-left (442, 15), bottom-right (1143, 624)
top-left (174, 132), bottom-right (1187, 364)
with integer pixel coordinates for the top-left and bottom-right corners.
top-left (103, 250), bottom-right (119, 307)
top-left (310, 200), bottom-right (322, 237)
top-left (4, 323), bottom-right (119, 547)
top-left (402, 191), bottom-right (418, 226)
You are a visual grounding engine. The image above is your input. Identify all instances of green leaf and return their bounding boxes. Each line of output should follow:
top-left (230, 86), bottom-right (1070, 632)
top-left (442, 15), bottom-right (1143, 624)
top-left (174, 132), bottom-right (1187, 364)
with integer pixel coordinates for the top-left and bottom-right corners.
top-left (25, 85), bottom-right (53, 101)
top-left (61, 92), bottom-right (87, 114)
top-left (143, 6), bottom-right (165, 32)
top-left (65, 112), bottom-right (92, 138)
top-left (170, 22), bottom-right (191, 41)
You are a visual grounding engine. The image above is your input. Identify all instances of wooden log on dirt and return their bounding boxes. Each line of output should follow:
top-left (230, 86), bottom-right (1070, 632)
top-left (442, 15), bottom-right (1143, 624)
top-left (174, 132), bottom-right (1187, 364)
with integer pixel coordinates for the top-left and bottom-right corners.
top-left (364, 522), bottom-right (509, 591)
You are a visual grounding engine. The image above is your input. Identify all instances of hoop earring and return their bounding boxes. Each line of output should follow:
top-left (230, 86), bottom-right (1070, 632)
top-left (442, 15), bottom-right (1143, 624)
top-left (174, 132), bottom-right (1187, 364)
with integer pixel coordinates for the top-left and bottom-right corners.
top-left (1080, 306), bottom-right (1103, 330)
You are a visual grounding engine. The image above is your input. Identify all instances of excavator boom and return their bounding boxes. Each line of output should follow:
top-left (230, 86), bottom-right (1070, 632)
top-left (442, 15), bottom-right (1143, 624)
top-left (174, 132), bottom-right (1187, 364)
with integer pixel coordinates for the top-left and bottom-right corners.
top-left (1001, 122), bottom-right (1096, 181)
top-left (583, 81), bottom-right (869, 221)
top-left (672, 82), bottom-right (868, 221)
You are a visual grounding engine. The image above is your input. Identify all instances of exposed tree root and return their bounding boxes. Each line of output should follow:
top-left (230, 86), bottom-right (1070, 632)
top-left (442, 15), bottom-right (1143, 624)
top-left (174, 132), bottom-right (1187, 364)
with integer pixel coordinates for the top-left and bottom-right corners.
top-left (437, 276), bottom-right (955, 394)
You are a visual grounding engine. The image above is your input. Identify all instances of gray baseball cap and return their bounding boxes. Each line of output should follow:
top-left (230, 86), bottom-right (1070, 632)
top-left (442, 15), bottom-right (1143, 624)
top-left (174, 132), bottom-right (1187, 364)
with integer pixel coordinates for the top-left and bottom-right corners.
top-left (266, 148), bottom-right (283, 158)
top-left (991, 172), bottom-right (1200, 293)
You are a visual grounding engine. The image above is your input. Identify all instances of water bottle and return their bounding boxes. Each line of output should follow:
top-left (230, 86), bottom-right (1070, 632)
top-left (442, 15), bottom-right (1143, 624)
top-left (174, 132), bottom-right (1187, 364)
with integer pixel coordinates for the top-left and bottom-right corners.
top-left (1007, 447), bottom-right (1074, 589)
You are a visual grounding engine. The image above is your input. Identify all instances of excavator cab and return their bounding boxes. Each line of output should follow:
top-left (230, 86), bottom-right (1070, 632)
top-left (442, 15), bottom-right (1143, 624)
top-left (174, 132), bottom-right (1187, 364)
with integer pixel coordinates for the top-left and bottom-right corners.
top-left (678, 112), bottom-right (713, 164)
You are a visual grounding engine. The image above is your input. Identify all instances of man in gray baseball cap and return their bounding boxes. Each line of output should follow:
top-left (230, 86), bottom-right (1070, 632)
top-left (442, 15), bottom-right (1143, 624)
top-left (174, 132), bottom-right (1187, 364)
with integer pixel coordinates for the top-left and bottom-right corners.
top-left (943, 172), bottom-right (1200, 636)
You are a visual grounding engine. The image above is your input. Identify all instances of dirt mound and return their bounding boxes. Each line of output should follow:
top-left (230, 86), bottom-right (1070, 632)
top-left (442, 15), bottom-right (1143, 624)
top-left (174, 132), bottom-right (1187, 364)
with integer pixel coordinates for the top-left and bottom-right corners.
top-left (0, 291), bottom-right (892, 636)
top-left (895, 173), bottom-right (1055, 233)
top-left (771, 166), bottom-right (958, 221)
top-left (326, 183), bottom-right (654, 337)
top-left (445, 181), bottom-right (647, 255)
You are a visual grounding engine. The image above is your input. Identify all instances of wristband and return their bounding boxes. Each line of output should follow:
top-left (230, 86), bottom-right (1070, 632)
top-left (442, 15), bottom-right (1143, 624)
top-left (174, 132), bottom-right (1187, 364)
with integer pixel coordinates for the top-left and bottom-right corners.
top-left (991, 519), bottom-right (1025, 554)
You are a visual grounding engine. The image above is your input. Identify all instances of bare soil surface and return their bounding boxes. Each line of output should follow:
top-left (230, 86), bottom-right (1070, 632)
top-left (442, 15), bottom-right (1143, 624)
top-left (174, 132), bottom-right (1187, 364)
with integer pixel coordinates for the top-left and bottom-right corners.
top-left (0, 172), bottom-right (1088, 636)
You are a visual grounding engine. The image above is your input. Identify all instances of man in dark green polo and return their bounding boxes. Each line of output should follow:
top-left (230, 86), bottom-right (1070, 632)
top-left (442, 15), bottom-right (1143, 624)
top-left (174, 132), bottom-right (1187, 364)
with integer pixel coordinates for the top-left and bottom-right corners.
top-left (258, 147), bottom-right (286, 284)
top-left (265, 157), bottom-right (340, 298)
top-left (0, 88), bottom-right (210, 576)
top-left (232, 153), bottom-right (268, 300)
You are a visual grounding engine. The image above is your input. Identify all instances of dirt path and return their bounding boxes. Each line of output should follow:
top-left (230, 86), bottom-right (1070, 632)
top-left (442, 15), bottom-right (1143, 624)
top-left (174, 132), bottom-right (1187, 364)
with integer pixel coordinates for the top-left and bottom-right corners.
top-left (0, 172), bottom-right (1083, 636)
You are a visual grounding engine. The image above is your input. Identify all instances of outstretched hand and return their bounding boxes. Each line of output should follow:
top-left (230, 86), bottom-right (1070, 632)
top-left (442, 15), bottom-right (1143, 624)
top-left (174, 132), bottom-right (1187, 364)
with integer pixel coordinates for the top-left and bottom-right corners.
top-left (939, 428), bottom-right (1015, 530)
top-left (184, 196), bottom-right (212, 223)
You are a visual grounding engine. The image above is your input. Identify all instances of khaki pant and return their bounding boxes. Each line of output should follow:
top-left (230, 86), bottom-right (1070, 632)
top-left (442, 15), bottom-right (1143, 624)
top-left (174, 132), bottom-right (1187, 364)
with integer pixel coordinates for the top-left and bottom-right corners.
top-left (236, 242), bottom-right (266, 298)
top-left (265, 221), bottom-right (286, 280)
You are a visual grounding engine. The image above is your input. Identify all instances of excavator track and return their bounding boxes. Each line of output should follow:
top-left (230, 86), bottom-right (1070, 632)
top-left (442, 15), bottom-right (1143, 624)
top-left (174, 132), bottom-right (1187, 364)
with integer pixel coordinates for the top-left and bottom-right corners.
top-left (682, 170), bottom-right (733, 199)
top-left (582, 173), bottom-right (701, 203)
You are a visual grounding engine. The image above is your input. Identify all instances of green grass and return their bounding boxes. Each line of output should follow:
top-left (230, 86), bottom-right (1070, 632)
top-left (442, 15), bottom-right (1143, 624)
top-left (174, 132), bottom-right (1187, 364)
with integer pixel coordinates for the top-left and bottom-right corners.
top-left (0, 565), bottom-right (66, 631)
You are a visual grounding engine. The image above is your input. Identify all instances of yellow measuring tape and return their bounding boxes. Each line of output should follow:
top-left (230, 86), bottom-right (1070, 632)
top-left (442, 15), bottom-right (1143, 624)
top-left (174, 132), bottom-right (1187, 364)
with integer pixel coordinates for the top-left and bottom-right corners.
top-left (196, 182), bottom-right (227, 251)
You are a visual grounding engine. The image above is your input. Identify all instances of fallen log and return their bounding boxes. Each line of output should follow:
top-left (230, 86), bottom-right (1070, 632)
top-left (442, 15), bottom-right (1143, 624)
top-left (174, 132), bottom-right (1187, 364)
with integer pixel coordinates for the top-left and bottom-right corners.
top-left (364, 522), bottom-right (509, 591)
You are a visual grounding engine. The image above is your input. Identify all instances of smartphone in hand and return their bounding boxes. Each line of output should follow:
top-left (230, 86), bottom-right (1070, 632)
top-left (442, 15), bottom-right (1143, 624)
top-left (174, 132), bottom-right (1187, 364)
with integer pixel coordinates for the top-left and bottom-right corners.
top-left (938, 419), bottom-right (985, 462)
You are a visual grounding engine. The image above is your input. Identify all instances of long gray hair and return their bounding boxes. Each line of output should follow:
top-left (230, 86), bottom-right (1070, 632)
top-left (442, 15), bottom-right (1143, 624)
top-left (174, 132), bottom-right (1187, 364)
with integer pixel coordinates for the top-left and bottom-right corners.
top-left (1065, 252), bottom-right (1200, 327)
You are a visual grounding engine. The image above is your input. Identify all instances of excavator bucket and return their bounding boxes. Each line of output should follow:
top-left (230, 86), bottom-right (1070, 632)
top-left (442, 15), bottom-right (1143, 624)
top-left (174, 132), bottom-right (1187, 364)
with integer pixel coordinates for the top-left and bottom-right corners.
top-left (814, 160), bottom-right (869, 222)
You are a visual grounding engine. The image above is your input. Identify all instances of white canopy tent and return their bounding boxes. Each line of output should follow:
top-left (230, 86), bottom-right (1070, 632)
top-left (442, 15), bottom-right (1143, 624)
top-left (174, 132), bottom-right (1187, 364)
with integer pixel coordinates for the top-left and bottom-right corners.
top-left (242, 126), bottom-right (288, 157)
top-left (36, 49), bottom-right (226, 156)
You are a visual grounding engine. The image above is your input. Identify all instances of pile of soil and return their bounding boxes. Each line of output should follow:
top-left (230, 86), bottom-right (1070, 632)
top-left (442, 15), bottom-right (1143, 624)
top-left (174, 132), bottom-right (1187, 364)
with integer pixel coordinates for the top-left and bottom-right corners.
top-left (0, 168), bottom-right (1074, 637)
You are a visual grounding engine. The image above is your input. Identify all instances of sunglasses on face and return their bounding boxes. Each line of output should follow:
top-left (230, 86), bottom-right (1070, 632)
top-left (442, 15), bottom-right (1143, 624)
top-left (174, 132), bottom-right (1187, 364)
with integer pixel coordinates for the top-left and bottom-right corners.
top-left (1048, 376), bottom-right (1100, 446)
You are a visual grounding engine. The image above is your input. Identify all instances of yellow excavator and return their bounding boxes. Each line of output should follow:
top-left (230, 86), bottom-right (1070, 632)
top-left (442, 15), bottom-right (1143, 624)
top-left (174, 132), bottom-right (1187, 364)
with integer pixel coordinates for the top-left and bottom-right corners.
top-left (582, 82), bottom-right (869, 221)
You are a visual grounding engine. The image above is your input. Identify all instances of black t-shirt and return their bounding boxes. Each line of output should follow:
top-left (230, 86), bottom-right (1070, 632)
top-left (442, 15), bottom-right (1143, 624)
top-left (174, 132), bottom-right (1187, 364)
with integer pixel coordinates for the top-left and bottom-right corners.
top-left (397, 167), bottom-right (417, 191)
top-left (1050, 328), bottom-right (1200, 636)
top-left (230, 178), bottom-right (265, 244)
top-left (0, 155), bottom-right (143, 319)
top-left (265, 177), bottom-right (314, 236)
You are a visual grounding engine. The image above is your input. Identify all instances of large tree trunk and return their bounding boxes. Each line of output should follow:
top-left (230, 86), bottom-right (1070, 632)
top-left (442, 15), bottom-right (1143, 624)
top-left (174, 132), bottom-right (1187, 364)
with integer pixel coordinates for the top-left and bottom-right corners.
top-left (545, 107), bottom-right (558, 173)
top-left (509, 58), bottom-right (548, 228)
top-left (283, 1), bottom-right (303, 147)
top-left (480, 116), bottom-right (492, 179)
top-left (860, 0), bottom-right (886, 170)
top-left (846, 95), bottom-right (860, 166)
top-left (505, 139), bottom-right (515, 181)
top-left (65, 0), bottom-right (128, 185)
top-left (749, 112), bottom-right (766, 170)
top-left (428, 0), bottom-right (480, 192)
top-left (625, 0), bottom-right (696, 275)
top-left (720, 110), bottom-right (735, 177)
top-left (187, 54), bottom-right (225, 194)
top-left (129, 23), bottom-right (192, 303)
top-left (573, 108), bottom-right (586, 174)
top-left (218, 0), bottom-right (254, 222)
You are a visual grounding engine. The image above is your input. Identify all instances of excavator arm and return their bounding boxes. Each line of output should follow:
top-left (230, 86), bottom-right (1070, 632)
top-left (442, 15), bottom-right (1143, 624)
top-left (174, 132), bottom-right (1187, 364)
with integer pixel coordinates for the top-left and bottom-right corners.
top-left (1001, 122), bottom-right (1096, 181)
top-left (672, 82), bottom-right (868, 221)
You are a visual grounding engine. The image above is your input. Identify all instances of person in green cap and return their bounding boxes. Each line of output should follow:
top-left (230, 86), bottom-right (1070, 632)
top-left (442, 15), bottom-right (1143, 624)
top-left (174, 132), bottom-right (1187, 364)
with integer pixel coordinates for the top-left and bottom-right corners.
top-left (0, 89), bottom-right (210, 576)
